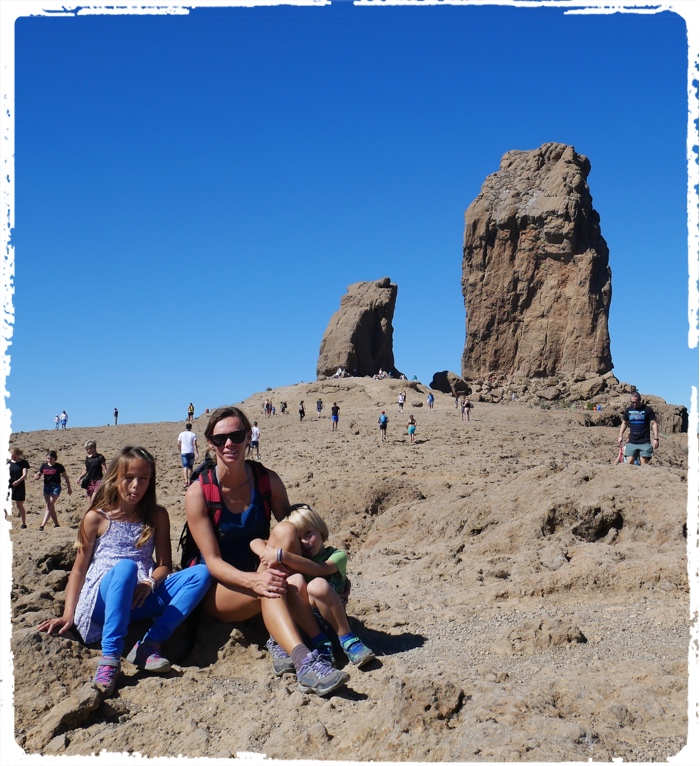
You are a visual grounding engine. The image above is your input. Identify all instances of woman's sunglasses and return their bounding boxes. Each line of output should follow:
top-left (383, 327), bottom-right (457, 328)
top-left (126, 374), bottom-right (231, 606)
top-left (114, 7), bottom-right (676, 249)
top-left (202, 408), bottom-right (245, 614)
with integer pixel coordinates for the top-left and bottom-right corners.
top-left (209, 430), bottom-right (247, 448)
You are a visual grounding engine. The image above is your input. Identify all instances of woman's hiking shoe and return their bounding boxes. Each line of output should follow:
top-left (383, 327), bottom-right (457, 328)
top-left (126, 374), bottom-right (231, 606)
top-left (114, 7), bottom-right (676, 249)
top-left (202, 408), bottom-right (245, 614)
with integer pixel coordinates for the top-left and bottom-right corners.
top-left (266, 637), bottom-right (295, 677)
top-left (296, 650), bottom-right (349, 696)
top-left (126, 639), bottom-right (171, 673)
top-left (342, 637), bottom-right (375, 667)
top-left (93, 656), bottom-right (121, 697)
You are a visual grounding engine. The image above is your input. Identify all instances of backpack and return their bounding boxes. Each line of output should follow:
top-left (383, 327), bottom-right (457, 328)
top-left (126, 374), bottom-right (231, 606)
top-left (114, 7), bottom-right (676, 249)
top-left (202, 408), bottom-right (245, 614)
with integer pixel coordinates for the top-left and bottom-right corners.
top-left (178, 460), bottom-right (273, 569)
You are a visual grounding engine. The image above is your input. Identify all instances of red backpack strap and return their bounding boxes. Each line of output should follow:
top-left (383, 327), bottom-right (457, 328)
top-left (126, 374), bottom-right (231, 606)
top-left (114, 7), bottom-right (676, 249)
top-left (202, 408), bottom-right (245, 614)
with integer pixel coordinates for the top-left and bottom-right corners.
top-left (199, 466), bottom-right (223, 530)
top-left (247, 460), bottom-right (272, 520)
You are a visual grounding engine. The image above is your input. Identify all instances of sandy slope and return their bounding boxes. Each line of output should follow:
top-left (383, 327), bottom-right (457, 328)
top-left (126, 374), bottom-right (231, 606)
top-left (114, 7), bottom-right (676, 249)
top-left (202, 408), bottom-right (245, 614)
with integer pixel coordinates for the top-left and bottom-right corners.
top-left (7, 378), bottom-right (692, 761)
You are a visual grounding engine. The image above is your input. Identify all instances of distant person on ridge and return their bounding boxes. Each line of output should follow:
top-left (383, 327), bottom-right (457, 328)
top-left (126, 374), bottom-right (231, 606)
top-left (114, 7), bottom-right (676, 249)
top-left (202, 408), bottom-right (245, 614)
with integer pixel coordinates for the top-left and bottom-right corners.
top-left (187, 403), bottom-right (195, 423)
top-left (316, 398), bottom-right (323, 418)
top-left (114, 407), bottom-right (119, 425)
top-left (618, 391), bottom-right (659, 465)
top-left (299, 401), bottom-right (306, 422)
top-left (54, 414), bottom-right (59, 430)
top-left (178, 423), bottom-right (199, 488)
top-left (60, 411), bottom-right (68, 429)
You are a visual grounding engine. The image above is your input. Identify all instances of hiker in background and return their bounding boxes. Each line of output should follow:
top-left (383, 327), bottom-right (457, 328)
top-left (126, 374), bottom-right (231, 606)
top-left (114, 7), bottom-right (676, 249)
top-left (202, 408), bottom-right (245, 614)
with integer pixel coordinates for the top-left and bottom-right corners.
top-left (54, 414), bottom-right (60, 430)
top-left (378, 410), bottom-right (388, 442)
top-left (78, 441), bottom-right (107, 499)
top-left (407, 414), bottom-right (417, 444)
top-left (114, 407), bottom-right (119, 425)
top-left (280, 401), bottom-right (287, 415)
top-left (60, 411), bottom-right (68, 429)
top-left (316, 398), bottom-right (324, 418)
top-left (34, 450), bottom-right (72, 530)
top-left (618, 391), bottom-right (659, 466)
top-left (397, 391), bottom-right (405, 412)
top-left (184, 406), bottom-right (349, 696)
top-left (426, 393), bottom-right (434, 410)
top-left (38, 446), bottom-right (211, 698)
top-left (8, 447), bottom-right (30, 528)
top-left (299, 401), bottom-right (306, 422)
top-left (187, 403), bottom-right (195, 423)
top-left (178, 422), bottom-right (199, 488)
top-left (330, 402), bottom-right (340, 432)
top-left (247, 420), bottom-right (261, 459)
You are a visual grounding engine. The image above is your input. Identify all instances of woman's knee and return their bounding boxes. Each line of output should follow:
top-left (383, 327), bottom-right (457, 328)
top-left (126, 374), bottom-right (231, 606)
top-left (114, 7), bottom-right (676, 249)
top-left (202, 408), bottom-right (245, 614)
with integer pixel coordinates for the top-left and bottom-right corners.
top-left (268, 521), bottom-right (298, 548)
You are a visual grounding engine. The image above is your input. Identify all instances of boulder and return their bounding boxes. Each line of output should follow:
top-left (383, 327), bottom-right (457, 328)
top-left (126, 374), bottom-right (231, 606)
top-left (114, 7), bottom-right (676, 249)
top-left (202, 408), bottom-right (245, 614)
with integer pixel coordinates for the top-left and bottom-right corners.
top-left (461, 142), bottom-right (613, 380)
top-left (317, 278), bottom-right (400, 378)
top-left (430, 371), bottom-right (470, 396)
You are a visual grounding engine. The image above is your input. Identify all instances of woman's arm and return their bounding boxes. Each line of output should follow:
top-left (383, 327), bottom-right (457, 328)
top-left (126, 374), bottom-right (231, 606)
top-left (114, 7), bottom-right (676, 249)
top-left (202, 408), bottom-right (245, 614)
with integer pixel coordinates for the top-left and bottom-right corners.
top-left (267, 469), bottom-right (291, 522)
top-left (133, 505), bottom-right (172, 608)
top-left (37, 511), bottom-right (101, 634)
top-left (186, 482), bottom-right (286, 598)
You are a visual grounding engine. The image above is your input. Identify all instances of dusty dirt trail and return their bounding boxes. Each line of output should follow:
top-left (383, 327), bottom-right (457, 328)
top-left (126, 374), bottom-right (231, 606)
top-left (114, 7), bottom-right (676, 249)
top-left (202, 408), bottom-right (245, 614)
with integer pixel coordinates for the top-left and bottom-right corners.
top-left (7, 378), bottom-right (692, 761)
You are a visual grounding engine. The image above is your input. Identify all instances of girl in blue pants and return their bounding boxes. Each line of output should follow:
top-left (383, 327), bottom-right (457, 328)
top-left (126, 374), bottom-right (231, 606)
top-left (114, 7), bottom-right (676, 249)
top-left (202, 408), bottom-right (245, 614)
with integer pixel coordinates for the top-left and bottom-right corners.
top-left (38, 446), bottom-right (211, 697)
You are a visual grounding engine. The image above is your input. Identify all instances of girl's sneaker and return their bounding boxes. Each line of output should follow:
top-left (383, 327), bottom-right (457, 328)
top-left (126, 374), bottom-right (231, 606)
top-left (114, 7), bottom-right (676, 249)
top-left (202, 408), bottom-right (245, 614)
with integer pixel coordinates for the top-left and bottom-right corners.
top-left (342, 637), bottom-right (375, 667)
top-left (93, 656), bottom-right (121, 697)
top-left (126, 639), bottom-right (171, 672)
top-left (312, 639), bottom-right (336, 667)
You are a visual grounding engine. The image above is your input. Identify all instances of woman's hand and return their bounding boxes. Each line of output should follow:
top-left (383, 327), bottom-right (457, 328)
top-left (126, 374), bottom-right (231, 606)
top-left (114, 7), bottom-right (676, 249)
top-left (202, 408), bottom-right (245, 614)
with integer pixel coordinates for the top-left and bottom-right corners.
top-left (37, 616), bottom-right (73, 635)
top-left (131, 582), bottom-right (153, 609)
top-left (249, 567), bottom-right (287, 598)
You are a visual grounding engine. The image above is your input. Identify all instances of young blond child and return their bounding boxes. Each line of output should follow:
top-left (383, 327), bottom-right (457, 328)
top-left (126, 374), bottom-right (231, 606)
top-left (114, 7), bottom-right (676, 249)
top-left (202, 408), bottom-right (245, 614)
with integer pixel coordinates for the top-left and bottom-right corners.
top-left (252, 503), bottom-right (375, 667)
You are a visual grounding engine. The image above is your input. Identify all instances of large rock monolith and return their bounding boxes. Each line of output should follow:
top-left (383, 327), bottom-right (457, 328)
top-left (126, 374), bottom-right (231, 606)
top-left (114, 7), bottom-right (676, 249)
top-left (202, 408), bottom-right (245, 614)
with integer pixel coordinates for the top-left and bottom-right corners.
top-left (317, 277), bottom-right (400, 378)
top-left (461, 142), bottom-right (613, 380)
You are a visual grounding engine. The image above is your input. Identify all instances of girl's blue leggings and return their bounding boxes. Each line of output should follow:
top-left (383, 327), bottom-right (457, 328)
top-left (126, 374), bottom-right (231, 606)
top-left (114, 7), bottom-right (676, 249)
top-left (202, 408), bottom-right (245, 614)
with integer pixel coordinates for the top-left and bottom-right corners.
top-left (91, 560), bottom-right (211, 657)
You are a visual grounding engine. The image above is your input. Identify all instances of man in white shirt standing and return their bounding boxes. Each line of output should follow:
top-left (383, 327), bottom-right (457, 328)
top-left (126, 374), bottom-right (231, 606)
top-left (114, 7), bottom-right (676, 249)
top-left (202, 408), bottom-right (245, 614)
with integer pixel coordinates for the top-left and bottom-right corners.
top-left (247, 421), bottom-right (261, 459)
top-left (178, 422), bottom-right (199, 488)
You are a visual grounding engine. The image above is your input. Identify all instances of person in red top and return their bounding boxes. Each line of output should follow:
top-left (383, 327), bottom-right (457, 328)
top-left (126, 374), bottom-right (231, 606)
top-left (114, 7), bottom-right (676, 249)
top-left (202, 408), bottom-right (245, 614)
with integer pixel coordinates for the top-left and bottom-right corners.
top-left (34, 450), bottom-right (72, 530)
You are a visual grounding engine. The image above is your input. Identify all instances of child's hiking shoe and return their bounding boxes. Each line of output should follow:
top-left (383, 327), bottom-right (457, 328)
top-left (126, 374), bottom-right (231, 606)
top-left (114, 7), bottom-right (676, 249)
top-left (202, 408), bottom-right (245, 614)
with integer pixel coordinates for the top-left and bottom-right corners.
top-left (266, 637), bottom-right (295, 677)
top-left (93, 656), bottom-right (121, 697)
top-left (312, 639), bottom-right (336, 667)
top-left (342, 637), bottom-right (375, 667)
top-left (126, 639), bottom-right (171, 673)
top-left (296, 650), bottom-right (349, 696)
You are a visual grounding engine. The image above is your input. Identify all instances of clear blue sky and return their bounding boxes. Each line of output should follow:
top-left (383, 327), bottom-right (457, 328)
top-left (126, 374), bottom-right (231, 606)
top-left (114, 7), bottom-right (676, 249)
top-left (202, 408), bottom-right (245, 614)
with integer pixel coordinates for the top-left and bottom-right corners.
top-left (4, 1), bottom-right (697, 432)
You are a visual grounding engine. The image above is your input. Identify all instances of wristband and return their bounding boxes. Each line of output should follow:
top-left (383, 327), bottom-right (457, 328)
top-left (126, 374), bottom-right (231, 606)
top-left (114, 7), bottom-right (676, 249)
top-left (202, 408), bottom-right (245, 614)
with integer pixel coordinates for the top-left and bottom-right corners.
top-left (276, 548), bottom-right (283, 564)
top-left (142, 575), bottom-right (157, 592)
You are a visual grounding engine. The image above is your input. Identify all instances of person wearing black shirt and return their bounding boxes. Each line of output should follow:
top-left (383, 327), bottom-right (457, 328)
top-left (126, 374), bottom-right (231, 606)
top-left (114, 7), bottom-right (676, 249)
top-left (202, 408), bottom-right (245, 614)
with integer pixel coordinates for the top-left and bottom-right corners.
top-left (618, 391), bottom-right (659, 465)
top-left (34, 450), bottom-right (72, 530)
top-left (8, 447), bottom-right (30, 528)
top-left (78, 440), bottom-right (107, 498)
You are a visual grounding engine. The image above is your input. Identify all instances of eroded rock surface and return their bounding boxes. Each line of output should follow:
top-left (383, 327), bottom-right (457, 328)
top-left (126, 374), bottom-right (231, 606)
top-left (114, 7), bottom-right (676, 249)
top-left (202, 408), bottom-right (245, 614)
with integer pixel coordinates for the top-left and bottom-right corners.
top-left (317, 277), bottom-right (400, 378)
top-left (462, 142), bottom-right (612, 380)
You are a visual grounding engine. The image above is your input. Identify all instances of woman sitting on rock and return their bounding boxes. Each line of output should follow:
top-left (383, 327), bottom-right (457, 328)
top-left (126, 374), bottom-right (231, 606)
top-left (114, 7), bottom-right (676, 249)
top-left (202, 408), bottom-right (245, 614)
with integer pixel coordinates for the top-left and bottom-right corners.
top-left (185, 405), bottom-right (349, 696)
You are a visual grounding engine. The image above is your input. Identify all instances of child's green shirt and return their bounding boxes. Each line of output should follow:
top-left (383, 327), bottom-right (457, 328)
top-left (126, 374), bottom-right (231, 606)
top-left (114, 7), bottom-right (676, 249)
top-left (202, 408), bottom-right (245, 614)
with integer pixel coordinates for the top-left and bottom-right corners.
top-left (308, 545), bottom-right (347, 594)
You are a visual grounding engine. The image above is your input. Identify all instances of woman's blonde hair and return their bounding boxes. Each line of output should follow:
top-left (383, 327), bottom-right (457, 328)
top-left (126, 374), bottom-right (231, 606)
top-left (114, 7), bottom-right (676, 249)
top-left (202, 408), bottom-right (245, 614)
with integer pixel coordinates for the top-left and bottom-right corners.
top-left (286, 503), bottom-right (329, 543)
top-left (77, 446), bottom-right (160, 551)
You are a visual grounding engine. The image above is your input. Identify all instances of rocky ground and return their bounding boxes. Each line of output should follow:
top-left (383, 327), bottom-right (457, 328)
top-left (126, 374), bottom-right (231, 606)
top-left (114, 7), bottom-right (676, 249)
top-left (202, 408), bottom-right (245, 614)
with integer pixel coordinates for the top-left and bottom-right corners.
top-left (5, 378), bottom-right (694, 761)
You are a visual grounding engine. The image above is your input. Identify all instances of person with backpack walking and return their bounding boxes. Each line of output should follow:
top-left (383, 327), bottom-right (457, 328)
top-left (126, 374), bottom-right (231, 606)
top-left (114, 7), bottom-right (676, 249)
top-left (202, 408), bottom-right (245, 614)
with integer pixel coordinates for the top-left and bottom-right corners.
top-left (184, 406), bottom-right (349, 696)
top-left (298, 401), bottom-right (306, 422)
top-left (37, 446), bottom-right (211, 698)
top-left (378, 411), bottom-right (389, 442)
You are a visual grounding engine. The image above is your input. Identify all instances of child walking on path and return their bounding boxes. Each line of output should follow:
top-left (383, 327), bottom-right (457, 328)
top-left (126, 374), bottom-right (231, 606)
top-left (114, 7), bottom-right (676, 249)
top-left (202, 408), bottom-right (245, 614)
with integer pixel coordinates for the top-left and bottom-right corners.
top-left (252, 503), bottom-right (375, 668)
top-left (38, 446), bottom-right (211, 698)
top-left (34, 450), bottom-right (72, 530)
